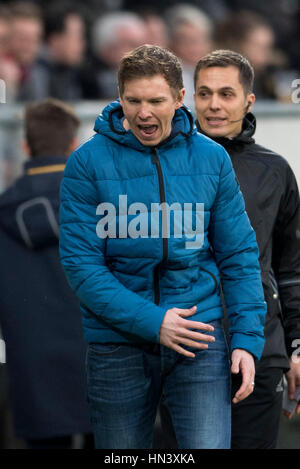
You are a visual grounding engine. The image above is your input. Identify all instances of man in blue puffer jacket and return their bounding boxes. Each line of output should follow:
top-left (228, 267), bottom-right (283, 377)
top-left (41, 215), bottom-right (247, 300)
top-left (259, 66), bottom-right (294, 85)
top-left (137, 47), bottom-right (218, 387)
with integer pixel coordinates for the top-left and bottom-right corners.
top-left (59, 45), bottom-right (267, 449)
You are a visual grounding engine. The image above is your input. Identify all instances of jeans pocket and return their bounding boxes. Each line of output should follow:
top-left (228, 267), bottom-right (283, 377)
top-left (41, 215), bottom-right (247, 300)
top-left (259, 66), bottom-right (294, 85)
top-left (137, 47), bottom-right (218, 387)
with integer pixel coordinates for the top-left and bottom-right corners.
top-left (88, 343), bottom-right (123, 356)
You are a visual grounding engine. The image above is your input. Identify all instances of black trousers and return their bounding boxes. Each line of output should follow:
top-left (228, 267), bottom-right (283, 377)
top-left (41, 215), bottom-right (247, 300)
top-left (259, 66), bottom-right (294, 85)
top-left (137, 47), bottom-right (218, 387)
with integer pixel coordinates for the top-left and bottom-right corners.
top-left (231, 367), bottom-right (284, 449)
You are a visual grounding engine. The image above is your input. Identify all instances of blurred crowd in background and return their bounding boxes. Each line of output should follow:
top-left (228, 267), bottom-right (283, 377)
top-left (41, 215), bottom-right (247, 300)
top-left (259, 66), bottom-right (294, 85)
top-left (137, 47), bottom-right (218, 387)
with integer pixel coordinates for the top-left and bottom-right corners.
top-left (0, 0), bottom-right (300, 109)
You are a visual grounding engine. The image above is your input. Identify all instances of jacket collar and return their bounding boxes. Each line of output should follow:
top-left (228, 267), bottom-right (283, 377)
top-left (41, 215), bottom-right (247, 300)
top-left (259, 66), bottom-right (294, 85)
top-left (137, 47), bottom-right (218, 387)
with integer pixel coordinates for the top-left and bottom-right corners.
top-left (24, 155), bottom-right (67, 175)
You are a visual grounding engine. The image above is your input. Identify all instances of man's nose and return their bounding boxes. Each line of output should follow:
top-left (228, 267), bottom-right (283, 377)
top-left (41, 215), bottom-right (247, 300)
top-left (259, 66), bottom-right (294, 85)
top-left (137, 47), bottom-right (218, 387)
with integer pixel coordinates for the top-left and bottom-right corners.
top-left (209, 94), bottom-right (221, 111)
top-left (137, 104), bottom-right (152, 120)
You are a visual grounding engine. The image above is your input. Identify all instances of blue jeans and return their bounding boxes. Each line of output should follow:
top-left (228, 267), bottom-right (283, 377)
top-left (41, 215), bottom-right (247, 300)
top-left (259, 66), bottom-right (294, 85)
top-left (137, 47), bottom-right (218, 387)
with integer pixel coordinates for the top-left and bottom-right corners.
top-left (86, 320), bottom-right (231, 449)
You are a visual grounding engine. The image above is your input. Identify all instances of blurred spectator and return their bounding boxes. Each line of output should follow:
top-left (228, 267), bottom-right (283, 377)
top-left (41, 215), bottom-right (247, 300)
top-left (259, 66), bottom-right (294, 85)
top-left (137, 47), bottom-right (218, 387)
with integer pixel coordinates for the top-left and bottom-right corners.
top-left (0, 5), bottom-right (21, 101)
top-left (191, 0), bottom-right (230, 22)
top-left (287, 2), bottom-right (300, 73)
top-left (124, 0), bottom-right (230, 21)
top-left (121, 6), bottom-right (169, 48)
top-left (165, 3), bottom-right (213, 110)
top-left (141, 11), bottom-right (169, 49)
top-left (0, 98), bottom-right (93, 449)
top-left (228, 0), bottom-right (298, 53)
top-left (214, 11), bottom-right (294, 100)
top-left (6, 1), bottom-right (44, 101)
top-left (81, 11), bottom-right (148, 100)
top-left (0, 5), bottom-right (11, 57)
top-left (35, 2), bottom-right (87, 101)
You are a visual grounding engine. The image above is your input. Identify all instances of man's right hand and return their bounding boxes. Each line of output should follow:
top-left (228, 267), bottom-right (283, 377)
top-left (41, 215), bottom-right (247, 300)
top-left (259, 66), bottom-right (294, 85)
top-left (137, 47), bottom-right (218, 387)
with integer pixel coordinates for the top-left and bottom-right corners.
top-left (159, 306), bottom-right (215, 357)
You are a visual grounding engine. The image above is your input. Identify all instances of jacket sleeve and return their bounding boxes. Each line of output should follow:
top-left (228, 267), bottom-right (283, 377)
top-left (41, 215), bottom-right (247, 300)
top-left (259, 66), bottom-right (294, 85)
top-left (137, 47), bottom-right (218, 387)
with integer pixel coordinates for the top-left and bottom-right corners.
top-left (272, 163), bottom-right (300, 358)
top-left (209, 148), bottom-right (267, 360)
top-left (59, 149), bottom-right (166, 343)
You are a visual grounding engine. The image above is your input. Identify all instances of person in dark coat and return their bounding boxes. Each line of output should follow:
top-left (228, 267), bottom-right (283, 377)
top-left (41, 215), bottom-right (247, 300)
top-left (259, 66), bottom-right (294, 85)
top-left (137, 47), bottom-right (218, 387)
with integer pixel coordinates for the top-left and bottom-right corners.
top-left (193, 49), bottom-right (300, 448)
top-left (0, 98), bottom-right (93, 449)
top-left (33, 2), bottom-right (87, 102)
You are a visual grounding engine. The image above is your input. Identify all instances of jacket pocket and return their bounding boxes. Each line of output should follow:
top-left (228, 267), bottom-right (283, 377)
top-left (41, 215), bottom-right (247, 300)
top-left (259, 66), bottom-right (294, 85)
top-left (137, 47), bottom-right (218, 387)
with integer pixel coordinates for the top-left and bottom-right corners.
top-left (198, 266), bottom-right (219, 295)
top-left (261, 271), bottom-right (283, 324)
top-left (88, 343), bottom-right (122, 356)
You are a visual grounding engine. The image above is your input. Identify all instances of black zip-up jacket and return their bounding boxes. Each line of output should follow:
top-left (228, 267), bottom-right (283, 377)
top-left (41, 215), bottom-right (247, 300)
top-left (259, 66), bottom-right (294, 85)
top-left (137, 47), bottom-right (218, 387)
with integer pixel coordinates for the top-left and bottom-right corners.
top-left (197, 114), bottom-right (300, 371)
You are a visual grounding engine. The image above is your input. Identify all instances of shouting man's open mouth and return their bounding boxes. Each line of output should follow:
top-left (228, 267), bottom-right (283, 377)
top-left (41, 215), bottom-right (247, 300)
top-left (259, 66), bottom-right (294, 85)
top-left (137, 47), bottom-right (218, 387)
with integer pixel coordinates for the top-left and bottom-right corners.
top-left (137, 124), bottom-right (159, 139)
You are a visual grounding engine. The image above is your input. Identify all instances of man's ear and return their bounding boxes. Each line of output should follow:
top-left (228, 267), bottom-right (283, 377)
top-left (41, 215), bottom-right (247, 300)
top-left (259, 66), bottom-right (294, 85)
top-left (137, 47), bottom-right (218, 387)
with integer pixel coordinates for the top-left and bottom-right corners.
top-left (246, 93), bottom-right (255, 112)
top-left (22, 140), bottom-right (31, 159)
top-left (175, 88), bottom-right (185, 109)
top-left (67, 137), bottom-right (79, 156)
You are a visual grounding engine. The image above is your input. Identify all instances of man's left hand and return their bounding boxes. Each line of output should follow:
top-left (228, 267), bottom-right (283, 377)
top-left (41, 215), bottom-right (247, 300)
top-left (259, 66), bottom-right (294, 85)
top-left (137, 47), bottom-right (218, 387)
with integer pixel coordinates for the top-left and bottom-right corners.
top-left (231, 348), bottom-right (255, 404)
top-left (285, 359), bottom-right (300, 416)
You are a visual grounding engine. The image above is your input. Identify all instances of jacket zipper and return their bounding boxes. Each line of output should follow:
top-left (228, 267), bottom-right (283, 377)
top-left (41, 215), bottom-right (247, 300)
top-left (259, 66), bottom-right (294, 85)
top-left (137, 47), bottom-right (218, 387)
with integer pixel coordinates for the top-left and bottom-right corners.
top-left (152, 149), bottom-right (168, 305)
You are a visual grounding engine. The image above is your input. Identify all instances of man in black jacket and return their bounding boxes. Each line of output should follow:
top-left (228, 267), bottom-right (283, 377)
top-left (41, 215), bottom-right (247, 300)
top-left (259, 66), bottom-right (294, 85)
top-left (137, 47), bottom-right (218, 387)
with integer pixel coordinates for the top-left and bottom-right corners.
top-left (193, 49), bottom-right (300, 448)
top-left (0, 99), bottom-right (93, 448)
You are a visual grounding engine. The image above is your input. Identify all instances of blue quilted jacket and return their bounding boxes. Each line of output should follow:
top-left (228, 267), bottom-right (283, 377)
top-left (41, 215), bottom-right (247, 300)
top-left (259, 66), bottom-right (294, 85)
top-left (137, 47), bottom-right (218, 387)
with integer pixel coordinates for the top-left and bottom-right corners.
top-left (59, 100), bottom-right (266, 359)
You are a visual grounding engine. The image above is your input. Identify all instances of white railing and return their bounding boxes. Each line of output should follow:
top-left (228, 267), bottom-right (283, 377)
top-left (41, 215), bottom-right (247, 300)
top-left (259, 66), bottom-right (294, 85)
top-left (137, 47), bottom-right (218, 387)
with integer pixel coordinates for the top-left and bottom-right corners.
top-left (0, 100), bottom-right (300, 193)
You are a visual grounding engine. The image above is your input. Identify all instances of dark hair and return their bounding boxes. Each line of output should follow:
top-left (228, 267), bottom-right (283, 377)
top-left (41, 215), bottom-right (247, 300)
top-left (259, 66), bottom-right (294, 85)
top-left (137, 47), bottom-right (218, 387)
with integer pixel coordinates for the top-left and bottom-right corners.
top-left (118, 44), bottom-right (184, 97)
top-left (0, 5), bottom-right (11, 21)
top-left (9, 1), bottom-right (42, 22)
top-left (25, 98), bottom-right (80, 157)
top-left (194, 49), bottom-right (254, 95)
top-left (44, 1), bottom-right (84, 40)
top-left (214, 11), bottom-right (271, 48)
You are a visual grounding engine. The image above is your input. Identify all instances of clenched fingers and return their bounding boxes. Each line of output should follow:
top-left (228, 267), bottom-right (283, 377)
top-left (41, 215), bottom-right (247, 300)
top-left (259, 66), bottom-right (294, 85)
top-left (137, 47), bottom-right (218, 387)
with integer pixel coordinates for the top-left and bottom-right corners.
top-left (231, 349), bottom-right (255, 404)
top-left (232, 377), bottom-right (255, 404)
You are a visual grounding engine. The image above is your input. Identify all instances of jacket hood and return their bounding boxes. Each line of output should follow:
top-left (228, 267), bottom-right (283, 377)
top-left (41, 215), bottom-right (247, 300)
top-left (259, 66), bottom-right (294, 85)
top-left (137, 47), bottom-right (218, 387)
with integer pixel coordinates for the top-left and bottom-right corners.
top-left (196, 112), bottom-right (256, 149)
top-left (0, 156), bottom-right (66, 249)
top-left (94, 99), bottom-right (196, 151)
